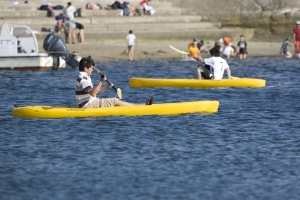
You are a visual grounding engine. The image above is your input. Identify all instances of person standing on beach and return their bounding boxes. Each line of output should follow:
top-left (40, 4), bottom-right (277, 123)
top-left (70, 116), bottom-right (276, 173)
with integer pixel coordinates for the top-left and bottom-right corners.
top-left (292, 21), bottom-right (300, 58)
top-left (63, 2), bottom-right (76, 21)
top-left (236, 35), bottom-right (248, 60)
top-left (125, 30), bottom-right (137, 61)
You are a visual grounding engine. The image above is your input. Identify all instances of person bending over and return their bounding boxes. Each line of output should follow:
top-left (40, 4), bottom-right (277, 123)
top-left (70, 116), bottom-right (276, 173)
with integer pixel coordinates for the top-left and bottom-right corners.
top-left (196, 47), bottom-right (231, 80)
top-left (75, 56), bottom-right (153, 108)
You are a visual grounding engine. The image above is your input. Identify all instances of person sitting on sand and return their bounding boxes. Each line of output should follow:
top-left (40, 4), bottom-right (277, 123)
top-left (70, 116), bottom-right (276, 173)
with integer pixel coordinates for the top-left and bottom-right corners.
top-left (195, 47), bottom-right (231, 80)
top-left (75, 56), bottom-right (153, 108)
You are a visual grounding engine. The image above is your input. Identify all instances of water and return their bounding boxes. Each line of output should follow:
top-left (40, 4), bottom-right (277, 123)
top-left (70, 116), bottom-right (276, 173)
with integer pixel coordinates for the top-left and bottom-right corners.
top-left (1, 57), bottom-right (300, 200)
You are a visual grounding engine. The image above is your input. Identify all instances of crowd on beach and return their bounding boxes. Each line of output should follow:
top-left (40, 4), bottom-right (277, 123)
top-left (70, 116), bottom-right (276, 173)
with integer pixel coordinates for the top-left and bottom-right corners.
top-left (188, 20), bottom-right (300, 62)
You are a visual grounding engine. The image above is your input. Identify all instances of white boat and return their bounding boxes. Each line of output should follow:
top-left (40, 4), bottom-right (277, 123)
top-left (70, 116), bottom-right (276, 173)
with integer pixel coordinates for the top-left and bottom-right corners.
top-left (0, 24), bottom-right (80, 70)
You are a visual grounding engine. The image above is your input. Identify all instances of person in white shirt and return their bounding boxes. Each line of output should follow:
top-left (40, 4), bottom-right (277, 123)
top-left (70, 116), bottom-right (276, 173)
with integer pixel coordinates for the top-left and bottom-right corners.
top-left (75, 56), bottom-right (153, 108)
top-left (63, 2), bottom-right (76, 21)
top-left (63, 17), bottom-right (76, 44)
top-left (125, 30), bottom-right (137, 61)
top-left (196, 47), bottom-right (231, 80)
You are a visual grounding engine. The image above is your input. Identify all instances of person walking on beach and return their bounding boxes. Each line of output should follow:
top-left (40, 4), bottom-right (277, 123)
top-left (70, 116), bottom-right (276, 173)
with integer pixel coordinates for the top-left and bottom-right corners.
top-left (236, 35), bottom-right (248, 60)
top-left (280, 37), bottom-right (293, 58)
top-left (292, 21), bottom-right (300, 58)
top-left (76, 56), bottom-right (153, 108)
top-left (125, 30), bottom-right (137, 61)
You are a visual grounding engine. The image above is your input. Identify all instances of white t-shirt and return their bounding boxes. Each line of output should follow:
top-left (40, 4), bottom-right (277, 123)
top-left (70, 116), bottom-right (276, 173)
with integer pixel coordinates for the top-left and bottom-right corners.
top-left (204, 57), bottom-right (229, 80)
top-left (126, 34), bottom-right (136, 46)
top-left (63, 5), bottom-right (76, 21)
top-left (222, 46), bottom-right (234, 57)
top-left (75, 72), bottom-right (96, 107)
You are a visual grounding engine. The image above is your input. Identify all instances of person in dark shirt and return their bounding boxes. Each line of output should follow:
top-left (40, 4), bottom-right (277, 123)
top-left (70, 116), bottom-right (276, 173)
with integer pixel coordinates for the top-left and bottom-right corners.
top-left (280, 37), bottom-right (292, 58)
top-left (236, 35), bottom-right (248, 60)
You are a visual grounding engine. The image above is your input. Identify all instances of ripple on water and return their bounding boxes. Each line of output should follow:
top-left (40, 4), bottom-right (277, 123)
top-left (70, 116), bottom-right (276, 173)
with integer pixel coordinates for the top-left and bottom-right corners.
top-left (1, 57), bottom-right (300, 199)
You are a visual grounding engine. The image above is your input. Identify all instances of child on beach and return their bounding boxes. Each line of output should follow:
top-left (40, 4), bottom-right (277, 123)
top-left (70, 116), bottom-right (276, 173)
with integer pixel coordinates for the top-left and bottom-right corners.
top-left (236, 35), bottom-right (248, 60)
top-left (280, 37), bottom-right (293, 58)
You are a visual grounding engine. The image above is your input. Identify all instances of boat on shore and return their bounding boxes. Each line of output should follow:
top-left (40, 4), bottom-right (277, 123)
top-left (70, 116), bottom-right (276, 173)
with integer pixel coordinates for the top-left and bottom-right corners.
top-left (12, 100), bottom-right (219, 118)
top-left (129, 77), bottom-right (266, 88)
top-left (0, 24), bottom-right (80, 70)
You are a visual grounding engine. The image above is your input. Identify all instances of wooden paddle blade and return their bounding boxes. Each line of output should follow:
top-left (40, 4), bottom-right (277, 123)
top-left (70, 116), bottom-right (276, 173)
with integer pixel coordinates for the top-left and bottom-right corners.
top-left (169, 45), bottom-right (189, 55)
top-left (116, 88), bottom-right (122, 99)
top-left (93, 67), bottom-right (101, 74)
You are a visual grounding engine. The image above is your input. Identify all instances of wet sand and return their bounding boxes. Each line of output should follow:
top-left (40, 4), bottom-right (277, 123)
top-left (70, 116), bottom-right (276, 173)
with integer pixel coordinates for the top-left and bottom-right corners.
top-left (61, 40), bottom-right (286, 62)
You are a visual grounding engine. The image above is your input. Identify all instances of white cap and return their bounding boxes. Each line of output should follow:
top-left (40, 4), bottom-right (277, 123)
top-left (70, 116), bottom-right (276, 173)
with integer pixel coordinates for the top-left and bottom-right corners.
top-left (218, 38), bottom-right (223, 45)
top-left (296, 21), bottom-right (300, 25)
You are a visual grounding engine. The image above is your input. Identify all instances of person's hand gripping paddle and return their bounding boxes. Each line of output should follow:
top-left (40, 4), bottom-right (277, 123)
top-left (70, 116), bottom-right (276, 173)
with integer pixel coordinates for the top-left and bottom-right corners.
top-left (93, 67), bottom-right (122, 99)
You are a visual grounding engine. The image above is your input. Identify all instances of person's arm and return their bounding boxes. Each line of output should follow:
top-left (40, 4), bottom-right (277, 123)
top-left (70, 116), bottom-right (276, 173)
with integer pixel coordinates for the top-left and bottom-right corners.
top-left (245, 42), bottom-right (248, 53)
top-left (97, 83), bottom-right (113, 94)
top-left (195, 56), bottom-right (204, 63)
top-left (293, 32), bottom-right (296, 45)
top-left (135, 37), bottom-right (137, 46)
top-left (87, 76), bottom-right (106, 96)
top-left (226, 68), bottom-right (231, 79)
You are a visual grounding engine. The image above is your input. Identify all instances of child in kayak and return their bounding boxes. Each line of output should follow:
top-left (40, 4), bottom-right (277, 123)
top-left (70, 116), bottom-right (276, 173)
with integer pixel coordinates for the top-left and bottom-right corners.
top-left (195, 47), bottom-right (232, 80)
top-left (75, 56), bottom-right (153, 108)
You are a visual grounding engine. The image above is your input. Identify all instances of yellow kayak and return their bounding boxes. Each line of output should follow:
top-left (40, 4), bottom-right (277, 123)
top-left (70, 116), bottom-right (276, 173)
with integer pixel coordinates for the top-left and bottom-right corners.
top-left (129, 77), bottom-right (266, 88)
top-left (12, 100), bottom-right (219, 118)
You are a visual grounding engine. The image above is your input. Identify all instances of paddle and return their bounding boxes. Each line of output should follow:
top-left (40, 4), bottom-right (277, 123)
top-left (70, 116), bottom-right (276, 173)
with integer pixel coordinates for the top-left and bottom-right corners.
top-left (92, 67), bottom-right (122, 99)
top-left (169, 45), bottom-right (189, 55)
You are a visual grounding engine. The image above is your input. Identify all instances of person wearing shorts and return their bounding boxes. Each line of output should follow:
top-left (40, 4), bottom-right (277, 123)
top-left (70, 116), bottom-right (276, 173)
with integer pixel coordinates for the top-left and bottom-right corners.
top-left (75, 22), bottom-right (84, 43)
top-left (280, 37), bottom-right (292, 58)
top-left (125, 30), bottom-right (137, 60)
top-left (237, 35), bottom-right (248, 60)
top-left (63, 17), bottom-right (76, 44)
top-left (75, 56), bottom-right (153, 108)
top-left (292, 21), bottom-right (300, 58)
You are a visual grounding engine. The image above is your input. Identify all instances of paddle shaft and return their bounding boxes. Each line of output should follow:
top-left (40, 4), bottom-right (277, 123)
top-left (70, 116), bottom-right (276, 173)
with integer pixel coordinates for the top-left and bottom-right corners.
top-left (94, 69), bottom-right (118, 92)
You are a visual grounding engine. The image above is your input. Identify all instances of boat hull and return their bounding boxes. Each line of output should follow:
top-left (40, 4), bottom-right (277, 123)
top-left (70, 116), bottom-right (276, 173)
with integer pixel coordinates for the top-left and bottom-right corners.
top-left (129, 77), bottom-right (266, 88)
top-left (0, 54), bottom-right (66, 70)
top-left (12, 100), bottom-right (219, 118)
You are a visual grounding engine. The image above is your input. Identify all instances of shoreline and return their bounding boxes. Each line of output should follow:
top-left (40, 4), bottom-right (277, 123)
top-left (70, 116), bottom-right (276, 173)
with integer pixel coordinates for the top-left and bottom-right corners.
top-left (60, 40), bottom-right (287, 62)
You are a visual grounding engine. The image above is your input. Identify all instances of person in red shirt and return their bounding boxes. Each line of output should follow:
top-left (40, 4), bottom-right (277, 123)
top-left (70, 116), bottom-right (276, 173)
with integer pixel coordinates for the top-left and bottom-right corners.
top-left (139, 0), bottom-right (149, 15)
top-left (292, 21), bottom-right (300, 57)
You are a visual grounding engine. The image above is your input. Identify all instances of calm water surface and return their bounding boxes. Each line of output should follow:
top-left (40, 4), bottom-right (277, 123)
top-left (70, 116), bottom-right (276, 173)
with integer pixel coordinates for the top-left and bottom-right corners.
top-left (1, 57), bottom-right (300, 199)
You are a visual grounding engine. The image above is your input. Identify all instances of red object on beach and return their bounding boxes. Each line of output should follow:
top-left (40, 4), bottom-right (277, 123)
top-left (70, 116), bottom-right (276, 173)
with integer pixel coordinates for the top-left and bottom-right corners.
top-left (223, 37), bottom-right (232, 45)
top-left (140, 0), bottom-right (149, 6)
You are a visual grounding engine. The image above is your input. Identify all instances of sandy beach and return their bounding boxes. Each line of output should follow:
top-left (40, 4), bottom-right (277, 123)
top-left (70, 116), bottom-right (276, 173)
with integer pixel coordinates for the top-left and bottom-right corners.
top-left (61, 39), bottom-right (286, 62)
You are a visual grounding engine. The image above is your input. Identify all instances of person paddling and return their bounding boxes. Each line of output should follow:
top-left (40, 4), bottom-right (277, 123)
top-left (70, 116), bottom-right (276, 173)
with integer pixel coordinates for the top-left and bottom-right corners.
top-left (195, 47), bottom-right (232, 80)
top-left (75, 56), bottom-right (153, 108)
